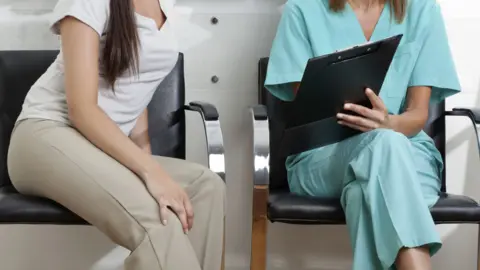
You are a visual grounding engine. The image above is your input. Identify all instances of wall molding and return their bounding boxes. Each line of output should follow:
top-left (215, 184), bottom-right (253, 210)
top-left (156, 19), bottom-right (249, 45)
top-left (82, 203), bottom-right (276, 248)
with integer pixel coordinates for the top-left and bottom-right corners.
top-left (9, 0), bottom-right (57, 14)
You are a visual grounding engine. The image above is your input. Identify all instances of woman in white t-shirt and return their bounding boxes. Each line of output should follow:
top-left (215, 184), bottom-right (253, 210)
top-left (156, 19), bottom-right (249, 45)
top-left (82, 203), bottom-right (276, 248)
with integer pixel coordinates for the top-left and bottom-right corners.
top-left (7, 0), bottom-right (225, 269)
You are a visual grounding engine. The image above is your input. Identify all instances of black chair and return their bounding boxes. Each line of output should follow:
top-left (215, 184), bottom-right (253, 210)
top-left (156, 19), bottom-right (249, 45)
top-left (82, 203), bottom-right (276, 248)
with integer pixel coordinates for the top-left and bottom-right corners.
top-left (249, 57), bottom-right (480, 270)
top-left (0, 50), bottom-right (226, 269)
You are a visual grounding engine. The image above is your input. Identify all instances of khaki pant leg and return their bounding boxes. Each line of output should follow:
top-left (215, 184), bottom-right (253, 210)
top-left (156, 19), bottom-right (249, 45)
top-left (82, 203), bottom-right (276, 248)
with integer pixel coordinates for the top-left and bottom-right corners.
top-left (7, 119), bottom-right (223, 270)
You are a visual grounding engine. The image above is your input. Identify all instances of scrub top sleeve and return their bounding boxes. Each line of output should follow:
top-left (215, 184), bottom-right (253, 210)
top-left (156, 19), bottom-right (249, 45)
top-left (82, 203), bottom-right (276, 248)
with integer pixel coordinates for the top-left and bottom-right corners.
top-left (50, 0), bottom-right (109, 37)
top-left (264, 3), bottom-right (314, 101)
top-left (408, 4), bottom-right (461, 104)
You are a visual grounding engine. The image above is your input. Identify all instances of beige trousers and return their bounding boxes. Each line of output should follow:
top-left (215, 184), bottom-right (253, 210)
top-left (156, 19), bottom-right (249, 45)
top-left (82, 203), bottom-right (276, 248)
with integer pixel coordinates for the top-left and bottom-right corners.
top-left (7, 119), bottom-right (226, 270)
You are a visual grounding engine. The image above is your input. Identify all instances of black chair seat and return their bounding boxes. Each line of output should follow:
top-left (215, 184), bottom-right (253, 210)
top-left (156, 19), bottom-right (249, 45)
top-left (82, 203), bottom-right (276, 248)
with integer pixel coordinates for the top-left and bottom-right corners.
top-left (0, 186), bottom-right (87, 225)
top-left (268, 190), bottom-right (480, 225)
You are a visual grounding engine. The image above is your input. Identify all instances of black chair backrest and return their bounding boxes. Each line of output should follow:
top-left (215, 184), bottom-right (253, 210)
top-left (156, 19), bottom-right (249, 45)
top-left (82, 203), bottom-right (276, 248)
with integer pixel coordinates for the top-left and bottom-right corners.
top-left (0, 50), bottom-right (186, 187)
top-left (258, 58), bottom-right (447, 192)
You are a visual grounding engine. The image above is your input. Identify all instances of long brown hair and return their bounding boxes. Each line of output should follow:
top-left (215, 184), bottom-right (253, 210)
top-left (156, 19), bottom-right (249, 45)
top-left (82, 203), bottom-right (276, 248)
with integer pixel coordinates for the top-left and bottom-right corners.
top-left (329, 0), bottom-right (407, 23)
top-left (102, 0), bottom-right (140, 88)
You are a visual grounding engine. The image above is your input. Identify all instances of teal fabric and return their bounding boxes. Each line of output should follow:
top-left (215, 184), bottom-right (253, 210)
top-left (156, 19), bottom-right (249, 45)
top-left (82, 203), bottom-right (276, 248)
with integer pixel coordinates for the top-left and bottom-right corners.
top-left (265, 0), bottom-right (461, 269)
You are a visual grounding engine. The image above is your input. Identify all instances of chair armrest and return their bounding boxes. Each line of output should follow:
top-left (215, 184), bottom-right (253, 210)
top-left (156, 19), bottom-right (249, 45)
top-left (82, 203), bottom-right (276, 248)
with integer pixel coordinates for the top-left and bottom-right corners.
top-left (185, 102), bottom-right (225, 181)
top-left (446, 107), bottom-right (480, 155)
top-left (451, 108), bottom-right (480, 123)
top-left (186, 101), bottom-right (219, 121)
top-left (250, 105), bottom-right (270, 186)
top-left (250, 105), bottom-right (270, 268)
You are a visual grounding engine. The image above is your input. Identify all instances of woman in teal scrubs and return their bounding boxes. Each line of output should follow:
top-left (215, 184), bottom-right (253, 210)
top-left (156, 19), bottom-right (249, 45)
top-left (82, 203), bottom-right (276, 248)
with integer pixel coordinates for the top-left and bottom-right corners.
top-left (265, 0), bottom-right (461, 269)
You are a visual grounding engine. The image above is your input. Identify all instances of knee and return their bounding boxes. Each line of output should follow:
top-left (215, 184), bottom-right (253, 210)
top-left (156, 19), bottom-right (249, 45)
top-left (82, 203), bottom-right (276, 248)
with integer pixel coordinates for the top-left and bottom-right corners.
top-left (131, 212), bottom-right (186, 251)
top-left (204, 170), bottom-right (226, 198)
top-left (164, 209), bottom-right (188, 229)
top-left (197, 167), bottom-right (226, 201)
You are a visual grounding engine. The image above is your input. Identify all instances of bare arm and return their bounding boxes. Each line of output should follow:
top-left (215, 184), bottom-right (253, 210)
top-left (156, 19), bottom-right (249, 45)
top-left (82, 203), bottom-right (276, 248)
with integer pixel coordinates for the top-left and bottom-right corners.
top-left (338, 87), bottom-right (432, 137)
top-left (389, 86), bottom-right (431, 137)
top-left (61, 17), bottom-right (160, 180)
top-left (130, 109), bottom-right (152, 154)
top-left (60, 17), bottom-right (192, 231)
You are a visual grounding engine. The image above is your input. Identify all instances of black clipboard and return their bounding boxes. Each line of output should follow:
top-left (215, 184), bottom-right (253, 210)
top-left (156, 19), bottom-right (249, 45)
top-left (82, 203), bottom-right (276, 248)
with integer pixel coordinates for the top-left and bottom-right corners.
top-left (279, 34), bottom-right (403, 156)
top-left (285, 34), bottom-right (403, 129)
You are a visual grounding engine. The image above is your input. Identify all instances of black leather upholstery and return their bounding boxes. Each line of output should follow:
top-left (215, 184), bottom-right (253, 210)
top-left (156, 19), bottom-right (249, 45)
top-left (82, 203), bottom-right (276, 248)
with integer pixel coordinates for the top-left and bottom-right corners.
top-left (258, 58), bottom-right (289, 191)
top-left (147, 53), bottom-right (186, 159)
top-left (0, 50), bottom-right (61, 187)
top-left (268, 191), bottom-right (480, 224)
top-left (0, 51), bottom-right (191, 224)
top-left (0, 186), bottom-right (87, 224)
top-left (258, 57), bottom-right (480, 225)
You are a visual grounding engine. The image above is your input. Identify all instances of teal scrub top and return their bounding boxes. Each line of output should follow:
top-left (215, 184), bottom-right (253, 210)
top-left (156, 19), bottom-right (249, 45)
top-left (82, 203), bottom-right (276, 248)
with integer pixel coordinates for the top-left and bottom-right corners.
top-left (265, 0), bottom-right (461, 171)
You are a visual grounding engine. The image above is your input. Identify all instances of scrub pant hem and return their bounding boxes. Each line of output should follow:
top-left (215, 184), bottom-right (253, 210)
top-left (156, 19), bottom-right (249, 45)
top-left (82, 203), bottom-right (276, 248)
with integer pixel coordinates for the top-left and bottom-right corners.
top-left (385, 239), bottom-right (442, 269)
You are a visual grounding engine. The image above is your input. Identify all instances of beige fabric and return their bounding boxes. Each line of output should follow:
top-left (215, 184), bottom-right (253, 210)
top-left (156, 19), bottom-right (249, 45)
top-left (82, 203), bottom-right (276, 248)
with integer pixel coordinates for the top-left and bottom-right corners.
top-left (7, 119), bottom-right (226, 270)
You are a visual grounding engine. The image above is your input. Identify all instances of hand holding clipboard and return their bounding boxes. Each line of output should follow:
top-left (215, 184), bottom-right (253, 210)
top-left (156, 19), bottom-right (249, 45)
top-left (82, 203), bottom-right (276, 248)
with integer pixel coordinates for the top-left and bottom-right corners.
top-left (285, 34), bottom-right (402, 129)
top-left (279, 34), bottom-right (402, 156)
top-left (337, 88), bottom-right (391, 132)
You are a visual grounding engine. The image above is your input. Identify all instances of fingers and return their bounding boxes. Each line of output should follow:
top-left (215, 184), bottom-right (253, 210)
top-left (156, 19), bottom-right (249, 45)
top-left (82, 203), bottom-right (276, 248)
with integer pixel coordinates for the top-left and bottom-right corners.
top-left (365, 88), bottom-right (385, 110)
top-left (183, 197), bottom-right (194, 231)
top-left (337, 113), bottom-right (379, 130)
top-left (343, 103), bottom-right (382, 122)
top-left (343, 88), bottom-right (386, 123)
top-left (169, 199), bottom-right (189, 234)
top-left (157, 196), bottom-right (189, 234)
top-left (158, 196), bottom-right (170, 226)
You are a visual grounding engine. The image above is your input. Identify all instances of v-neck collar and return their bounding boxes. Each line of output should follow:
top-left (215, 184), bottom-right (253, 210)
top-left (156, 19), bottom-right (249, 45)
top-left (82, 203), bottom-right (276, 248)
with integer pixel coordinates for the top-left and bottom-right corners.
top-left (135, 0), bottom-right (169, 32)
top-left (345, 1), bottom-right (390, 43)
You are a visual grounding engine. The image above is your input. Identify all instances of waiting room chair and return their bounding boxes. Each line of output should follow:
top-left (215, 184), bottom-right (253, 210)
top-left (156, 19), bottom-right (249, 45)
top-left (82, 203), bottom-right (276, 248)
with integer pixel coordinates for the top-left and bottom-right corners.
top-left (0, 50), bottom-right (226, 269)
top-left (250, 57), bottom-right (480, 270)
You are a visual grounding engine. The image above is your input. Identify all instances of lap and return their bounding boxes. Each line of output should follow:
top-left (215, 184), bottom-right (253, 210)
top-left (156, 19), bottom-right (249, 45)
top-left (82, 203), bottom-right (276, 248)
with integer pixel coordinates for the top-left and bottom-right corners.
top-left (151, 156), bottom-right (224, 200)
top-left (8, 119), bottom-right (222, 245)
top-left (288, 129), bottom-right (442, 202)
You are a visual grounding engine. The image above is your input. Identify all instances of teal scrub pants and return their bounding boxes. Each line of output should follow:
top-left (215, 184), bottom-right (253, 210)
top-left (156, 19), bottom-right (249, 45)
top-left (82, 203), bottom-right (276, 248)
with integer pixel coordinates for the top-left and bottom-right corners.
top-left (288, 129), bottom-right (442, 269)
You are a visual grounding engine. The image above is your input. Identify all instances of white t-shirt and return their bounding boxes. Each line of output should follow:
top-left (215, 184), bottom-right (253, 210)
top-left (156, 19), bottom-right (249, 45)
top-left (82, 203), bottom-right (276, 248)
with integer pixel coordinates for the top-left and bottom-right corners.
top-left (17, 0), bottom-right (180, 135)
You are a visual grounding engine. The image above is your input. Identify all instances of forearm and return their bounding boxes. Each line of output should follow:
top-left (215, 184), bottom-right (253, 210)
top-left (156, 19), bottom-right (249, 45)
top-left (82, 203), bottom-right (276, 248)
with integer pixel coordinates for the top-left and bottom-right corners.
top-left (130, 109), bottom-right (152, 154)
top-left (390, 108), bottom-right (428, 137)
top-left (70, 106), bottom-right (160, 180)
top-left (389, 86), bottom-right (431, 137)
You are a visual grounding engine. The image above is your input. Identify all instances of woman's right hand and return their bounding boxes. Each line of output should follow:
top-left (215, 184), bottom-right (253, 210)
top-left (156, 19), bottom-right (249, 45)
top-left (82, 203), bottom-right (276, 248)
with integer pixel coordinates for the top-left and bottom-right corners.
top-left (143, 168), bottom-right (194, 234)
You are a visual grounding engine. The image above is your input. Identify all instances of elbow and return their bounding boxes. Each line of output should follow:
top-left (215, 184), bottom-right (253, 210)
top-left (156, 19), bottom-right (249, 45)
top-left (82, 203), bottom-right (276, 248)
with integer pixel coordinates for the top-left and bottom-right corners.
top-left (419, 108), bottom-right (430, 128)
top-left (67, 102), bottom-right (97, 128)
top-left (67, 106), bottom-right (84, 128)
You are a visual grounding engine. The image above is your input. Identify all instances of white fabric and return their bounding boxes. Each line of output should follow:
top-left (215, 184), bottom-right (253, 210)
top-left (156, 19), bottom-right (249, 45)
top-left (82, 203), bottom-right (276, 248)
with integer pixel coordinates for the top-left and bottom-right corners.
top-left (17, 0), bottom-right (179, 135)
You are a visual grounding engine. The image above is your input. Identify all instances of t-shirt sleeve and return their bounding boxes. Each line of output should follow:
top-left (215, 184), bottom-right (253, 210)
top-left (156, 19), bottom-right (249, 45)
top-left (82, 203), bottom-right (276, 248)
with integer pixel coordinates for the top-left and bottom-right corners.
top-left (408, 3), bottom-right (461, 104)
top-left (50, 0), bottom-right (109, 36)
top-left (264, 3), bottom-right (314, 101)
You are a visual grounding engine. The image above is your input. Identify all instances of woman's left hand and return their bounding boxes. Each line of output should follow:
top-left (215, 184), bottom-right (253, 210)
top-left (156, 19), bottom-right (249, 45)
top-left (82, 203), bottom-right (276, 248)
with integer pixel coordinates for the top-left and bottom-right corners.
top-left (337, 88), bottom-right (392, 132)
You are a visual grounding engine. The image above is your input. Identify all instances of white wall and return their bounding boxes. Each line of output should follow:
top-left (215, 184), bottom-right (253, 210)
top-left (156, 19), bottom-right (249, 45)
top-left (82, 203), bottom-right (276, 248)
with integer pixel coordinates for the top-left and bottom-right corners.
top-left (0, 0), bottom-right (479, 269)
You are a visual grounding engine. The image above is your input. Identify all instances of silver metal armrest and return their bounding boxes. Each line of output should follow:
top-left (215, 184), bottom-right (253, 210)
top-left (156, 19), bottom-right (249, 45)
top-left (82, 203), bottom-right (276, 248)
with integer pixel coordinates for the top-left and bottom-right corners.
top-left (250, 105), bottom-right (270, 186)
top-left (185, 102), bottom-right (226, 181)
top-left (446, 108), bottom-right (480, 156)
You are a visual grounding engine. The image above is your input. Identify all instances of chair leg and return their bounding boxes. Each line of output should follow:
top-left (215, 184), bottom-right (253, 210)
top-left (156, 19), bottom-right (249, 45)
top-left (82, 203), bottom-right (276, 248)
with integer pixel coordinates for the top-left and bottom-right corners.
top-left (250, 185), bottom-right (269, 270)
